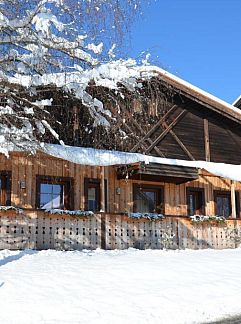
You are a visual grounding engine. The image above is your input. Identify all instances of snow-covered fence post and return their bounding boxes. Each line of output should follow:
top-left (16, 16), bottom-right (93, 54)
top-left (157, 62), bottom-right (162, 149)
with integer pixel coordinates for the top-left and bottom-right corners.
top-left (160, 225), bottom-right (176, 250)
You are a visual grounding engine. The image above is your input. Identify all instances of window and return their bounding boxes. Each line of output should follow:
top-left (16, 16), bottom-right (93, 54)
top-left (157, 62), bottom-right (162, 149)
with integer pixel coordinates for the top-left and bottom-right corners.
top-left (214, 191), bottom-right (231, 218)
top-left (0, 172), bottom-right (11, 206)
top-left (236, 192), bottom-right (241, 218)
top-left (84, 178), bottom-right (107, 212)
top-left (214, 191), bottom-right (240, 218)
top-left (133, 184), bottom-right (164, 214)
top-left (36, 176), bottom-right (73, 210)
top-left (186, 188), bottom-right (205, 216)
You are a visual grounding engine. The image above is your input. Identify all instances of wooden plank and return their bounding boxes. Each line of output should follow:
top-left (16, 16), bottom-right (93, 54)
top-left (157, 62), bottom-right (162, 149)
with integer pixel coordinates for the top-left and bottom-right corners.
top-left (164, 125), bottom-right (195, 160)
top-left (100, 166), bottom-right (105, 212)
top-left (11, 155), bottom-right (20, 206)
top-left (25, 157), bottom-right (33, 208)
top-left (204, 119), bottom-right (211, 162)
top-left (79, 165), bottom-right (85, 210)
top-left (226, 129), bottom-right (241, 151)
top-left (130, 105), bottom-right (177, 152)
top-left (124, 122), bottom-right (165, 157)
top-left (231, 180), bottom-right (237, 218)
top-left (3, 210), bottom-right (241, 251)
top-left (145, 110), bottom-right (187, 154)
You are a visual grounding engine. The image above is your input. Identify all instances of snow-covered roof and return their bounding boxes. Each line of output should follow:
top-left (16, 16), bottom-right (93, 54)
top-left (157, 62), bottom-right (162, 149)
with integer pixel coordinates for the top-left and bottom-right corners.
top-left (141, 66), bottom-right (241, 122)
top-left (11, 60), bottom-right (241, 124)
top-left (42, 144), bottom-right (241, 182)
top-left (233, 94), bottom-right (241, 107)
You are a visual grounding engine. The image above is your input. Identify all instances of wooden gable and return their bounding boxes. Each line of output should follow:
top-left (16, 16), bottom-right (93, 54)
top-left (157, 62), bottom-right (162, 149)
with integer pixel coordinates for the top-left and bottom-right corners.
top-left (44, 77), bottom-right (241, 166)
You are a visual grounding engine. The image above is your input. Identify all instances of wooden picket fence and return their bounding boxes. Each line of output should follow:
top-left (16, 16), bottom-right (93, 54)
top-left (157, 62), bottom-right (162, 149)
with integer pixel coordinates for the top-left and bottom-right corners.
top-left (0, 210), bottom-right (241, 250)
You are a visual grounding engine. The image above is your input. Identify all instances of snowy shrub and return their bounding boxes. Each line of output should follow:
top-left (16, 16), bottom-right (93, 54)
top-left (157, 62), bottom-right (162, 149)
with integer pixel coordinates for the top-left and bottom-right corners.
top-left (161, 227), bottom-right (176, 250)
top-left (44, 209), bottom-right (94, 217)
top-left (225, 227), bottom-right (241, 248)
top-left (128, 212), bottom-right (164, 221)
top-left (190, 215), bottom-right (226, 223)
top-left (0, 0), bottom-right (148, 154)
top-left (0, 206), bottom-right (23, 213)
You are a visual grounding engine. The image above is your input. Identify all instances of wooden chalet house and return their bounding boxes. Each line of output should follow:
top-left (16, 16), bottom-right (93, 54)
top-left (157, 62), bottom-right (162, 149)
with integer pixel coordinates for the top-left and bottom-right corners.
top-left (0, 68), bottom-right (241, 250)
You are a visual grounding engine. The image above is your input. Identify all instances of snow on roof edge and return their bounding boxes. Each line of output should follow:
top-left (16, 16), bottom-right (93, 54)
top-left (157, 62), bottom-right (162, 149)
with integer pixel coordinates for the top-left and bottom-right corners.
top-left (232, 94), bottom-right (241, 107)
top-left (42, 144), bottom-right (241, 182)
top-left (10, 60), bottom-right (241, 121)
top-left (141, 66), bottom-right (241, 119)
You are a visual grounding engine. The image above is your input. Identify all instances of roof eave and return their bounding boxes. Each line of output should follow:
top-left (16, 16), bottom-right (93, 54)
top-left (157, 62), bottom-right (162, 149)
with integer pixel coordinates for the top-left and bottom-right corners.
top-left (145, 68), bottom-right (241, 124)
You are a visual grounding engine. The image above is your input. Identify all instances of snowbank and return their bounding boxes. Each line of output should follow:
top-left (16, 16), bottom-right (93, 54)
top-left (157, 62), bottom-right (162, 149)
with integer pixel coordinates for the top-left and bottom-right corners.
top-left (0, 248), bottom-right (241, 324)
top-left (43, 144), bottom-right (241, 182)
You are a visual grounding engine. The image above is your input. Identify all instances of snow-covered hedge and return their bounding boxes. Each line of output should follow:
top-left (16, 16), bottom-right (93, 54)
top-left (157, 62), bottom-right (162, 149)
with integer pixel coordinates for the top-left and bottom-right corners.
top-left (0, 206), bottom-right (23, 213)
top-left (127, 212), bottom-right (165, 221)
top-left (44, 209), bottom-right (94, 217)
top-left (190, 215), bottom-right (226, 223)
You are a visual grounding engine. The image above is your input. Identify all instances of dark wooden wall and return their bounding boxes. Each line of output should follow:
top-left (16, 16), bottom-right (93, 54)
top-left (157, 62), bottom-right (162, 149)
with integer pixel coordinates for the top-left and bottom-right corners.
top-left (44, 79), bottom-right (241, 165)
top-left (157, 95), bottom-right (241, 164)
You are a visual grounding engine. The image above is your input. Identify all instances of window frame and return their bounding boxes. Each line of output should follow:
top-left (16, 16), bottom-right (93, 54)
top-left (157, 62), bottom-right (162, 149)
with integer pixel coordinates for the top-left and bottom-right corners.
top-left (133, 184), bottom-right (164, 214)
top-left (0, 171), bottom-right (11, 206)
top-left (84, 178), bottom-right (107, 212)
top-left (186, 187), bottom-right (205, 216)
top-left (214, 190), bottom-right (240, 218)
top-left (36, 176), bottom-right (74, 210)
top-left (236, 191), bottom-right (241, 218)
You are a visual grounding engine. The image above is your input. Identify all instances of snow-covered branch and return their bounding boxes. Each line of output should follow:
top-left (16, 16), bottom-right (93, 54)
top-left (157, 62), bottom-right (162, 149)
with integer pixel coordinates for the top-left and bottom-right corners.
top-left (0, 0), bottom-right (148, 152)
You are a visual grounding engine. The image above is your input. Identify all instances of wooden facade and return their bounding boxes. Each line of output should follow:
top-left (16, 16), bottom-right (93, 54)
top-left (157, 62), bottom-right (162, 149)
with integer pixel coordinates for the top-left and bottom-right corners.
top-left (0, 72), bottom-right (241, 250)
top-left (45, 76), bottom-right (241, 166)
top-left (0, 150), bottom-right (240, 250)
top-left (0, 152), bottom-right (240, 217)
top-left (1, 211), bottom-right (241, 250)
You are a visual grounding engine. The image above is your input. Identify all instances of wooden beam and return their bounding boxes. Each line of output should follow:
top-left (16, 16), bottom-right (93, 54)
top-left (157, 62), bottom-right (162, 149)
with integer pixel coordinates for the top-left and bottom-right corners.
top-left (231, 180), bottom-right (236, 218)
top-left (162, 122), bottom-right (195, 160)
top-left (130, 105), bottom-right (177, 152)
top-left (145, 110), bottom-right (187, 154)
top-left (124, 123), bottom-right (149, 152)
top-left (150, 143), bottom-right (165, 157)
top-left (124, 114), bottom-right (165, 157)
top-left (204, 119), bottom-right (210, 162)
top-left (174, 88), bottom-right (241, 125)
top-left (100, 166), bottom-right (105, 212)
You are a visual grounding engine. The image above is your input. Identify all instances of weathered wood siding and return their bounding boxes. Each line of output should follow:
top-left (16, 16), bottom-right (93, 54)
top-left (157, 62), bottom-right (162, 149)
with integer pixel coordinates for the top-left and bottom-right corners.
top-left (146, 101), bottom-right (241, 164)
top-left (0, 211), bottom-right (101, 250)
top-left (46, 81), bottom-right (241, 165)
top-left (0, 211), bottom-right (241, 250)
top-left (104, 215), bottom-right (239, 250)
top-left (0, 153), bottom-right (240, 216)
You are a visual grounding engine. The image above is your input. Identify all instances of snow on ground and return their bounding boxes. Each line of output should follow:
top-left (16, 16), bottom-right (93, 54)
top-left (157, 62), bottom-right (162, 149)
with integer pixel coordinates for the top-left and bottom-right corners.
top-left (0, 248), bottom-right (241, 324)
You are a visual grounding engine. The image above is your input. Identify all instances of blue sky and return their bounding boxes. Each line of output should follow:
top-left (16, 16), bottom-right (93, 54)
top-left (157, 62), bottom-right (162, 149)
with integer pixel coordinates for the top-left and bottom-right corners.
top-left (127, 0), bottom-right (241, 104)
